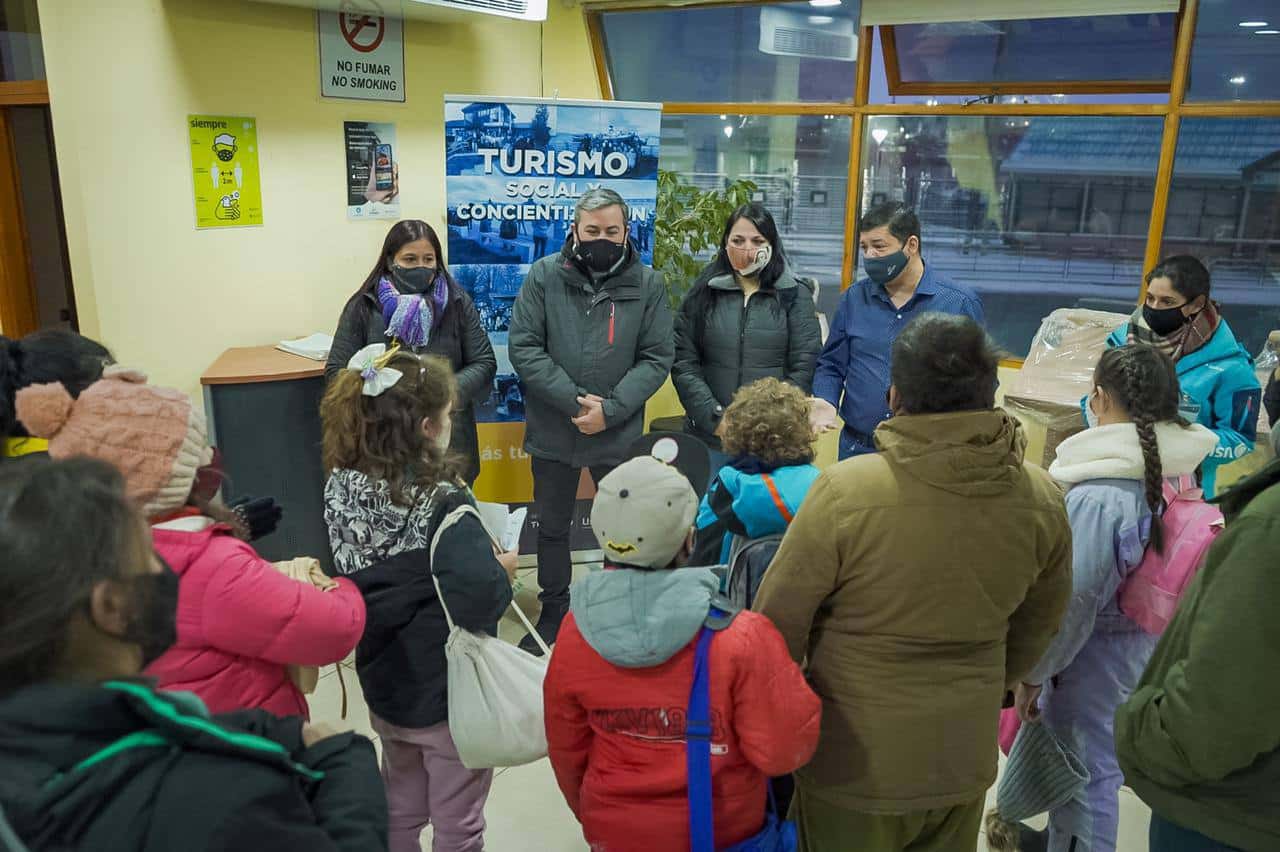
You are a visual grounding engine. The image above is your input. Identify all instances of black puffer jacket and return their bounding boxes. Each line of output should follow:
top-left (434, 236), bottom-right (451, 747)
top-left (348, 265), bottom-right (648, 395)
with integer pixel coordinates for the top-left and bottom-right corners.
top-left (324, 474), bottom-right (512, 730)
top-left (509, 238), bottom-right (673, 468)
top-left (672, 266), bottom-right (822, 445)
top-left (326, 281), bottom-right (496, 483)
top-left (0, 680), bottom-right (387, 852)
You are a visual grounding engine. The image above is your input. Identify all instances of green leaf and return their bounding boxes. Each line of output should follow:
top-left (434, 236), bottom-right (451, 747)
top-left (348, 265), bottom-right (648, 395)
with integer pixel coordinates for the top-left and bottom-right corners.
top-left (653, 169), bottom-right (759, 309)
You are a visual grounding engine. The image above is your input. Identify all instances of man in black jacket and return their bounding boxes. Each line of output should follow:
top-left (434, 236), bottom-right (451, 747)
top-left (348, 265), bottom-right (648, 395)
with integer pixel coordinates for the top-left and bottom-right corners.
top-left (509, 188), bottom-right (674, 655)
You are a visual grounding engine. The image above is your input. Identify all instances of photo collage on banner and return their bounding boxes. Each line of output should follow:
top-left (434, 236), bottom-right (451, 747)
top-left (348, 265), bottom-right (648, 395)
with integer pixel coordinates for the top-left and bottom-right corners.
top-left (443, 96), bottom-right (661, 553)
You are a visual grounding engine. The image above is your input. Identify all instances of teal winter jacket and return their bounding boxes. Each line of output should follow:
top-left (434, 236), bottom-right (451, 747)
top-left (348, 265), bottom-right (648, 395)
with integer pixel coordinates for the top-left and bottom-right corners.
top-left (1091, 321), bottom-right (1261, 497)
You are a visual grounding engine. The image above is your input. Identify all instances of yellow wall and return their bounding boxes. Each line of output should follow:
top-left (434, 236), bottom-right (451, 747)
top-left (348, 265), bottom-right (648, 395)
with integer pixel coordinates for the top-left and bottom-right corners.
top-left (37, 0), bottom-right (599, 402)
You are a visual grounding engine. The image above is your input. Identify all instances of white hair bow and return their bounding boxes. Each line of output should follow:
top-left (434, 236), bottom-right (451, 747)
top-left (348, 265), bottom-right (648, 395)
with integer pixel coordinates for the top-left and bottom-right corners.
top-left (347, 343), bottom-right (403, 397)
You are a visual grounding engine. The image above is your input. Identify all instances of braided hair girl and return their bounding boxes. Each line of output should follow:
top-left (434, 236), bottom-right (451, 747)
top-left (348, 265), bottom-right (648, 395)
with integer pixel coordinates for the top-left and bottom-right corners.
top-left (1091, 344), bottom-right (1188, 553)
top-left (1005, 343), bottom-right (1218, 852)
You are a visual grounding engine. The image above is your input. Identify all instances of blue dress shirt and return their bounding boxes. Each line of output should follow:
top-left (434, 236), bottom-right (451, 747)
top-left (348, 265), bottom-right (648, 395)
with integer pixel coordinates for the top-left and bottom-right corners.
top-left (813, 264), bottom-right (985, 458)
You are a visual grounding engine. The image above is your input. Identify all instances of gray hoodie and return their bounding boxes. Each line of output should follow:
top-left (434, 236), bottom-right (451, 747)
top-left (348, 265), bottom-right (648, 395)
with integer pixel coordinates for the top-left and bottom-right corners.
top-left (569, 566), bottom-right (719, 668)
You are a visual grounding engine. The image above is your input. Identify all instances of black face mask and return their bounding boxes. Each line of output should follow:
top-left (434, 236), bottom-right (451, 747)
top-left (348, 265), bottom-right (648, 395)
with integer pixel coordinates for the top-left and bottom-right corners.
top-left (120, 566), bottom-right (180, 669)
top-left (575, 238), bottom-right (627, 274)
top-left (391, 264), bottom-right (435, 295)
top-left (864, 249), bottom-right (910, 286)
top-left (1143, 303), bottom-right (1192, 337)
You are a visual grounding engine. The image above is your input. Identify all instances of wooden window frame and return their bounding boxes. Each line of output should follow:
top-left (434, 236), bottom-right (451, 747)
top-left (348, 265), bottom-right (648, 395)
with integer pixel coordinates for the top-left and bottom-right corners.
top-left (879, 24), bottom-right (1171, 97)
top-left (585, 0), bottom-right (1280, 366)
top-left (0, 107), bottom-right (39, 336)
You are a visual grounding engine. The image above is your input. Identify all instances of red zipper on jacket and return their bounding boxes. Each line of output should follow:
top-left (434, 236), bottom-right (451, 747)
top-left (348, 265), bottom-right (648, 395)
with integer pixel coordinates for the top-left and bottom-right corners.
top-left (608, 302), bottom-right (616, 345)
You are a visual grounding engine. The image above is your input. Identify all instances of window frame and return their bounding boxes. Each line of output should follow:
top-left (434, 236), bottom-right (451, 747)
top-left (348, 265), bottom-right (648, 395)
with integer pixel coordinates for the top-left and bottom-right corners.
top-left (585, 0), bottom-right (1280, 364)
top-left (879, 24), bottom-right (1172, 97)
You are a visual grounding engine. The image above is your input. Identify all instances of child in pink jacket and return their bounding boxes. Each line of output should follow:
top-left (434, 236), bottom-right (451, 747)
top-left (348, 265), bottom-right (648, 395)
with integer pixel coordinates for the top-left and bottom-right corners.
top-left (16, 369), bottom-right (365, 719)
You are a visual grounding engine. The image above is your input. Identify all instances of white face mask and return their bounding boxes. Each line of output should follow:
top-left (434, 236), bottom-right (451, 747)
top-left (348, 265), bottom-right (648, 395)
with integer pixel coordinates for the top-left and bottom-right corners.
top-left (1085, 390), bottom-right (1100, 429)
top-left (731, 243), bottom-right (772, 277)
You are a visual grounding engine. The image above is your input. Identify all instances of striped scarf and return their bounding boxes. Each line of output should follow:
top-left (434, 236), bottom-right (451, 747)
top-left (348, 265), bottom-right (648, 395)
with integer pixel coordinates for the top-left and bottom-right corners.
top-left (1127, 300), bottom-right (1221, 362)
top-left (377, 275), bottom-right (447, 348)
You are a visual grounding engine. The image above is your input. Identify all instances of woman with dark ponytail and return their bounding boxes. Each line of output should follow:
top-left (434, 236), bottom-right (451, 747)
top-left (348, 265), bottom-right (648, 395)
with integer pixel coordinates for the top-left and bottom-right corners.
top-left (326, 220), bottom-right (497, 484)
top-left (1101, 255), bottom-right (1260, 497)
top-left (672, 203), bottom-right (821, 476)
top-left (1011, 345), bottom-right (1217, 852)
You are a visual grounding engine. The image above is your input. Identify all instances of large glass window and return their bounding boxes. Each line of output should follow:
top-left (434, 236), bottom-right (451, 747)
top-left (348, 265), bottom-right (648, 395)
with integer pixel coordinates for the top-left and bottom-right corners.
top-left (659, 114), bottom-right (851, 318)
top-left (1186, 0), bottom-right (1280, 101)
top-left (600, 1), bottom-right (861, 104)
top-left (859, 115), bottom-right (1165, 355)
top-left (886, 13), bottom-right (1175, 90)
top-left (0, 0), bottom-right (44, 81)
top-left (1159, 117), bottom-right (1280, 355)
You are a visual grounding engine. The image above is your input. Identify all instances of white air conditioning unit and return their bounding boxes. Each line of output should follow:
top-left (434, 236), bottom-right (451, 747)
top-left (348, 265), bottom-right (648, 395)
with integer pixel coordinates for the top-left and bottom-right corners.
top-left (758, 7), bottom-right (856, 63)
top-left (241, 0), bottom-right (546, 24)
top-left (403, 0), bottom-right (547, 22)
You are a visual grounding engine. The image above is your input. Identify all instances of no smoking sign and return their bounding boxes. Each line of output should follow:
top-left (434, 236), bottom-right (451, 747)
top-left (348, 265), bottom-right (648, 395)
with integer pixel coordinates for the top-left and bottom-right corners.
top-left (318, 10), bottom-right (405, 102)
top-left (340, 14), bottom-right (385, 53)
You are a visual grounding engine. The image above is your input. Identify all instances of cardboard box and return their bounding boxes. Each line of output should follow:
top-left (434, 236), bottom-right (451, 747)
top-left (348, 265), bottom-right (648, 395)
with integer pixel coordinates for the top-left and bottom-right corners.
top-left (1003, 308), bottom-right (1130, 469)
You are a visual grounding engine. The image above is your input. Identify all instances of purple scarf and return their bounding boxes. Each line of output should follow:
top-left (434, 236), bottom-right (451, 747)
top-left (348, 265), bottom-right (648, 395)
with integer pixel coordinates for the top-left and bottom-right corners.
top-left (377, 274), bottom-right (448, 348)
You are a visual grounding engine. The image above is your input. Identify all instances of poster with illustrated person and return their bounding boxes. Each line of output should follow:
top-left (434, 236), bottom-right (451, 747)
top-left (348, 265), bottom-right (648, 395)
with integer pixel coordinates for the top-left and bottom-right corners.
top-left (187, 114), bottom-right (263, 229)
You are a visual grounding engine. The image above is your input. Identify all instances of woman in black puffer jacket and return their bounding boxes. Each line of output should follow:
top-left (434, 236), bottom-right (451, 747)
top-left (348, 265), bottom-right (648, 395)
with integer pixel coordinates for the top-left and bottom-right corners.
top-left (326, 220), bottom-right (496, 484)
top-left (672, 204), bottom-right (822, 472)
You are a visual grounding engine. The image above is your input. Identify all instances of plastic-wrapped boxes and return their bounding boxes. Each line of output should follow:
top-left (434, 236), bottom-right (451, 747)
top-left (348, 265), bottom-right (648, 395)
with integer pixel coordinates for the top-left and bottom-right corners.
top-left (1002, 309), bottom-right (1128, 470)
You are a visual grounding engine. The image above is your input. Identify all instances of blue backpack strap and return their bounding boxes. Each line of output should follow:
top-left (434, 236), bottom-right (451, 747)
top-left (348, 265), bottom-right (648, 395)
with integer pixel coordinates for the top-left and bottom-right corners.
top-left (687, 626), bottom-right (716, 852)
top-left (704, 596), bottom-right (739, 632)
top-left (687, 600), bottom-right (740, 852)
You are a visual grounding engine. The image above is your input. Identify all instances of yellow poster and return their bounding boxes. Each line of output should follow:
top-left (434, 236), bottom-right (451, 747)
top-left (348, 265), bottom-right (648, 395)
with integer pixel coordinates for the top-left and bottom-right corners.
top-left (188, 115), bottom-right (263, 229)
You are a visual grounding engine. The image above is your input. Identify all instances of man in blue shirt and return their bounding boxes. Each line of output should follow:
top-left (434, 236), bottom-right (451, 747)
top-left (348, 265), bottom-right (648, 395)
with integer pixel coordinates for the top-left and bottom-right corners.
top-left (812, 204), bottom-right (985, 458)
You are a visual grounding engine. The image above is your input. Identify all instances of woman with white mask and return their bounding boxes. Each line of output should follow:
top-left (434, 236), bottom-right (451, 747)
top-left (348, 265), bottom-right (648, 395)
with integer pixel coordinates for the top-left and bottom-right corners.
top-left (672, 203), bottom-right (822, 478)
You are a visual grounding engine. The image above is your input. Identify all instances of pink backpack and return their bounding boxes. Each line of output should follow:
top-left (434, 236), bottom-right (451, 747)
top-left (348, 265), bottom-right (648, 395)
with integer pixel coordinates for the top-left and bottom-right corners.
top-left (1119, 475), bottom-right (1224, 635)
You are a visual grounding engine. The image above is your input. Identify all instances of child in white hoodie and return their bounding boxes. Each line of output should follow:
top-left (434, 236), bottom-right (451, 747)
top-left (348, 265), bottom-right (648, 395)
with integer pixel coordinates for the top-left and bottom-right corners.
top-left (1013, 344), bottom-right (1217, 852)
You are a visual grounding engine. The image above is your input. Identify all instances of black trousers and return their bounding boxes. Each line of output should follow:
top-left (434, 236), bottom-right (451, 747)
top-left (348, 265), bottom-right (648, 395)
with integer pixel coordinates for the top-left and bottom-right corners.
top-left (530, 456), bottom-right (614, 612)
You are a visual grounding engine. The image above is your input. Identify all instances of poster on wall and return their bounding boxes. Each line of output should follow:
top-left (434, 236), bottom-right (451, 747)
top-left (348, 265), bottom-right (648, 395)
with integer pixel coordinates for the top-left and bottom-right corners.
top-left (187, 114), bottom-right (263, 229)
top-left (443, 95), bottom-right (662, 553)
top-left (317, 11), bottom-right (405, 103)
top-left (344, 121), bottom-right (400, 219)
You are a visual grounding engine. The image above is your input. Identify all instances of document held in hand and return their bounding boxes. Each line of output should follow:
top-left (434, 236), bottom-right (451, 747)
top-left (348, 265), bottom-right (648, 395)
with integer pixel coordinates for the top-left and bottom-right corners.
top-left (475, 501), bottom-right (527, 552)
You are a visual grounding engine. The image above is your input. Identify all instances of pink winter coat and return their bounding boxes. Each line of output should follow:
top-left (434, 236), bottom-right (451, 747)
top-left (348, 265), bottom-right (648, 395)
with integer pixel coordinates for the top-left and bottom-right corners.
top-left (145, 519), bottom-right (366, 719)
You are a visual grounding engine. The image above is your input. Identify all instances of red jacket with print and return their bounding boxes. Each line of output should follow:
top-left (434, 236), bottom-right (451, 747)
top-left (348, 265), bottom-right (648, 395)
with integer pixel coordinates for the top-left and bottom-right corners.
top-left (544, 610), bottom-right (821, 852)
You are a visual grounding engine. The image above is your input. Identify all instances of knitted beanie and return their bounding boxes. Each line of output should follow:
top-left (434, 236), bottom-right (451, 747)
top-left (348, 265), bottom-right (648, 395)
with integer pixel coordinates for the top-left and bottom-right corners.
top-left (15, 368), bottom-right (211, 518)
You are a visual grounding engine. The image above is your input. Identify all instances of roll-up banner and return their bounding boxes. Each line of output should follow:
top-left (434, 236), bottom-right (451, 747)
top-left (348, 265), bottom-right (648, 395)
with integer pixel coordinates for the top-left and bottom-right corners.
top-left (444, 95), bottom-right (662, 554)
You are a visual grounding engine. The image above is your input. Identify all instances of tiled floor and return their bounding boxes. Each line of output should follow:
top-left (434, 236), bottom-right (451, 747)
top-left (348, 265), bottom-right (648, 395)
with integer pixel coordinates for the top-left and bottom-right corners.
top-left (309, 564), bottom-right (1154, 851)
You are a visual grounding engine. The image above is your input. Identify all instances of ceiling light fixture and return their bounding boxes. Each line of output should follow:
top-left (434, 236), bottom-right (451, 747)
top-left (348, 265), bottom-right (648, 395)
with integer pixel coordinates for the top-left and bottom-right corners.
top-left (1229, 75), bottom-right (1247, 84)
top-left (1238, 20), bottom-right (1268, 27)
top-left (808, 15), bottom-right (834, 24)
top-left (1257, 29), bottom-right (1280, 34)
top-left (808, 0), bottom-right (842, 8)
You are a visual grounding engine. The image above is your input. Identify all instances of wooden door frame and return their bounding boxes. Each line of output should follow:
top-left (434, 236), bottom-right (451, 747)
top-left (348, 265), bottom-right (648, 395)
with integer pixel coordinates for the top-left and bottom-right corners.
top-left (0, 80), bottom-right (49, 106)
top-left (0, 107), bottom-right (39, 337)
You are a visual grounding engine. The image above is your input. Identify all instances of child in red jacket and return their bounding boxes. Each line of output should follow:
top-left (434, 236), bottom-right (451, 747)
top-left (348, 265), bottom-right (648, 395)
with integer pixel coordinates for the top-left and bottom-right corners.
top-left (16, 369), bottom-right (366, 720)
top-left (544, 434), bottom-right (822, 852)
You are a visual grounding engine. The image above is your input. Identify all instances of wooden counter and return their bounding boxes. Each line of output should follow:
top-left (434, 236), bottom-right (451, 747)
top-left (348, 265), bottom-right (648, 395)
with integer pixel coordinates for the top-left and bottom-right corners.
top-left (201, 345), bottom-right (325, 386)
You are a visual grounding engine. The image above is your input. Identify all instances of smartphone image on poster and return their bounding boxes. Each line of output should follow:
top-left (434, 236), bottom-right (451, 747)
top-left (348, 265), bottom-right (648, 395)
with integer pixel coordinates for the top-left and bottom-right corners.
top-left (374, 143), bottom-right (394, 190)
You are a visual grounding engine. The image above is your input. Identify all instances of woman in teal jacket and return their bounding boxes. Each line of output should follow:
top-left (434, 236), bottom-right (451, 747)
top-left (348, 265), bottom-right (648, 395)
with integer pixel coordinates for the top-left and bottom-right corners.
top-left (1097, 256), bottom-right (1261, 497)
